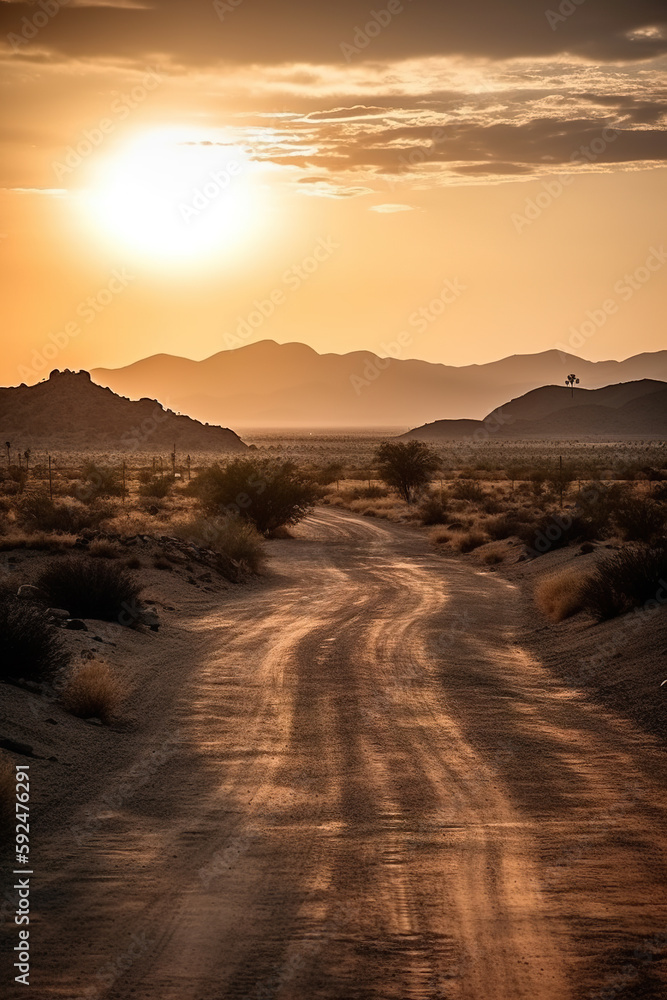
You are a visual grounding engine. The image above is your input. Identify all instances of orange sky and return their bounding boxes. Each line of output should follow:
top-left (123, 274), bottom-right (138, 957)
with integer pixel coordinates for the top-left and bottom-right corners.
top-left (0, 0), bottom-right (666, 385)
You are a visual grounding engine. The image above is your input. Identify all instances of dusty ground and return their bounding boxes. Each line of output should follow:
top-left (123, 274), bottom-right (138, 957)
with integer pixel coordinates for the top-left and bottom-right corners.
top-left (2, 508), bottom-right (667, 999)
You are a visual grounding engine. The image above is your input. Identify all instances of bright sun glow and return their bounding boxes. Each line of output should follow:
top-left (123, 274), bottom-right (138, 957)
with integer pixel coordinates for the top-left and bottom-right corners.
top-left (84, 129), bottom-right (260, 264)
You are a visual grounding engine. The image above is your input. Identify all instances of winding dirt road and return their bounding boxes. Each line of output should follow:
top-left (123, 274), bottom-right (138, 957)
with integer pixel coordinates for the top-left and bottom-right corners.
top-left (26, 510), bottom-right (667, 998)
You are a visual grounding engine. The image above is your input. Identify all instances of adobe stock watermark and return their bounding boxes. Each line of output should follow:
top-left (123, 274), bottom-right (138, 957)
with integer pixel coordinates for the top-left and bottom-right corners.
top-left (555, 246), bottom-right (667, 358)
top-left (545, 0), bottom-right (586, 31)
top-left (350, 277), bottom-right (465, 395)
top-left (17, 268), bottom-right (135, 382)
top-left (221, 236), bottom-right (340, 349)
top-left (52, 68), bottom-right (162, 182)
top-left (340, 0), bottom-right (415, 62)
top-left (512, 127), bottom-right (619, 233)
top-left (7, 0), bottom-right (70, 53)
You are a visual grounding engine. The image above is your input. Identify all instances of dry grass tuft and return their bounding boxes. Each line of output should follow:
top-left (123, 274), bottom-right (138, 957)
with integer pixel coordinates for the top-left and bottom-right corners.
top-left (267, 524), bottom-right (294, 539)
top-left (482, 547), bottom-right (505, 565)
top-left (455, 530), bottom-right (489, 553)
top-left (430, 527), bottom-right (452, 546)
top-left (0, 531), bottom-right (77, 552)
top-left (534, 568), bottom-right (589, 622)
top-left (60, 661), bottom-right (127, 724)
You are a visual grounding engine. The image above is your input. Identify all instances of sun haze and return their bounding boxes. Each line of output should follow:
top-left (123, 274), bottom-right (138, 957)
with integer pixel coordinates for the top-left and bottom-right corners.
top-left (0, 0), bottom-right (665, 383)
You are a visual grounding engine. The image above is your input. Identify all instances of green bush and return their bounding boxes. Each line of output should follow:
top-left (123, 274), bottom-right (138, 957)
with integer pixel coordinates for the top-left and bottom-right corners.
top-left (0, 588), bottom-right (69, 682)
top-left (580, 545), bottom-right (667, 621)
top-left (190, 459), bottom-right (319, 535)
top-left (37, 556), bottom-right (142, 622)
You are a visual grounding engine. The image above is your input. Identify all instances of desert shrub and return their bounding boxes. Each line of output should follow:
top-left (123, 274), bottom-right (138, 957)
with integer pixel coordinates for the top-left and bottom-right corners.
top-left (479, 495), bottom-right (502, 515)
top-left (356, 484), bottom-right (388, 499)
top-left (37, 557), bottom-right (142, 622)
top-left (521, 510), bottom-right (598, 555)
top-left (452, 480), bottom-right (486, 502)
top-left (60, 661), bottom-right (126, 724)
top-left (430, 527), bottom-right (452, 545)
top-left (579, 545), bottom-right (667, 621)
top-left (77, 463), bottom-right (125, 502)
top-left (613, 495), bottom-right (665, 544)
top-left (152, 556), bottom-right (172, 571)
top-left (124, 555), bottom-right (143, 570)
top-left (485, 513), bottom-right (523, 541)
top-left (138, 476), bottom-right (172, 499)
top-left (482, 549), bottom-right (504, 565)
top-left (17, 490), bottom-right (113, 534)
top-left (419, 497), bottom-right (449, 526)
top-left (190, 459), bottom-right (319, 535)
top-left (175, 514), bottom-right (266, 574)
top-left (312, 462), bottom-right (344, 487)
top-left (88, 539), bottom-right (119, 559)
top-left (534, 570), bottom-right (588, 622)
top-left (455, 530), bottom-right (489, 553)
top-left (0, 588), bottom-right (70, 682)
top-left (576, 482), bottom-right (628, 537)
top-left (374, 440), bottom-right (440, 503)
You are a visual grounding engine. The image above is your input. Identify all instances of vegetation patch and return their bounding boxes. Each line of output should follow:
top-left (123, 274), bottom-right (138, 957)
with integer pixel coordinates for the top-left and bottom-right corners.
top-left (580, 546), bottom-right (667, 622)
top-left (0, 588), bottom-right (70, 682)
top-left (37, 556), bottom-right (142, 622)
top-left (60, 661), bottom-right (126, 724)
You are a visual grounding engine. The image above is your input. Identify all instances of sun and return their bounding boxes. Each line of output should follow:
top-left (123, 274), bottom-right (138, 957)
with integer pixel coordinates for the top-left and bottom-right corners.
top-left (83, 128), bottom-right (259, 265)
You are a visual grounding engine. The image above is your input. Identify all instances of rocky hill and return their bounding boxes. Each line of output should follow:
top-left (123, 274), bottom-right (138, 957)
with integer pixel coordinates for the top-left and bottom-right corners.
top-left (402, 380), bottom-right (667, 441)
top-left (0, 369), bottom-right (246, 453)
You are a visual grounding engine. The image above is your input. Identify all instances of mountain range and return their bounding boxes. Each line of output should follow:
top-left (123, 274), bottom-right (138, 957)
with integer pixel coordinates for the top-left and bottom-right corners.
top-left (90, 342), bottom-right (667, 429)
top-left (1, 369), bottom-right (246, 454)
top-left (401, 379), bottom-right (667, 441)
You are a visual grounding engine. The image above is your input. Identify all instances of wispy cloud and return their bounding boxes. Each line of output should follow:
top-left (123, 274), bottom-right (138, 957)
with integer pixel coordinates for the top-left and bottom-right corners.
top-left (369, 203), bottom-right (414, 212)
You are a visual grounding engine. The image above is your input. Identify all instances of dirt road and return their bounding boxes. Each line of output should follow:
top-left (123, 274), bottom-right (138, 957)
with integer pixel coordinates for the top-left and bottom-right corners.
top-left (24, 509), bottom-right (667, 998)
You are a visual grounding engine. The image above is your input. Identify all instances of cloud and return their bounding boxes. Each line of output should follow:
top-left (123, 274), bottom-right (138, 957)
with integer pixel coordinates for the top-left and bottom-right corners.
top-left (295, 178), bottom-right (373, 198)
top-left (0, 0), bottom-right (665, 66)
top-left (0, 3), bottom-right (664, 191)
top-left (369, 203), bottom-right (414, 212)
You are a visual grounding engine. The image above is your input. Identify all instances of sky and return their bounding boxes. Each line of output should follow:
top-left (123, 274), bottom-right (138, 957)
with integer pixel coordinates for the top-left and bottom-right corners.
top-left (0, 0), bottom-right (666, 384)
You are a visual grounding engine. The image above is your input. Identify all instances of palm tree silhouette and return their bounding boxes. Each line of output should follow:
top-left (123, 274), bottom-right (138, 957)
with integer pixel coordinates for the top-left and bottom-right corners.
top-left (565, 373), bottom-right (580, 397)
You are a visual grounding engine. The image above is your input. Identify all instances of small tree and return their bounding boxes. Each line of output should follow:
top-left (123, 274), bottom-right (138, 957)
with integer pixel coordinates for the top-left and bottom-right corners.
top-left (565, 373), bottom-right (580, 397)
top-left (374, 440), bottom-right (440, 504)
top-left (190, 458), bottom-right (319, 535)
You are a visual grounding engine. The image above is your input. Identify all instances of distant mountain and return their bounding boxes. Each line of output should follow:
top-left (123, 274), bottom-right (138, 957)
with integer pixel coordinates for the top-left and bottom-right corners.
top-left (89, 341), bottom-right (667, 429)
top-left (0, 369), bottom-right (246, 453)
top-left (401, 380), bottom-right (667, 441)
